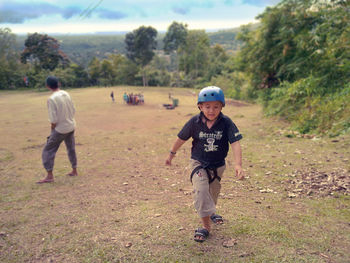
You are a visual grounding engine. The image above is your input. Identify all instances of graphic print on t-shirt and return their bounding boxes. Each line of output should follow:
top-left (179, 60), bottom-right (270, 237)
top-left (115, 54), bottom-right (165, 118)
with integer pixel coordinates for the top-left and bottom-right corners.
top-left (199, 131), bottom-right (223, 152)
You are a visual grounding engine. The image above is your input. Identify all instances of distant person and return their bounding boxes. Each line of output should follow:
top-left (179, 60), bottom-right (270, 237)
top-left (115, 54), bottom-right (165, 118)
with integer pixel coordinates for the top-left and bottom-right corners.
top-left (165, 86), bottom-right (243, 242)
top-left (110, 91), bottom-right (115, 102)
top-left (37, 76), bottom-right (78, 183)
top-left (140, 93), bottom-right (144, 104)
top-left (23, 76), bottom-right (29, 87)
top-left (123, 92), bottom-right (128, 104)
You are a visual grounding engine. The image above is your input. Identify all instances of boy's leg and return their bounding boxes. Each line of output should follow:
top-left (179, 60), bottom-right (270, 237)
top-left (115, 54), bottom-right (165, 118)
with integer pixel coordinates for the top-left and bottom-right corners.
top-left (208, 165), bottom-right (226, 224)
top-left (64, 131), bottom-right (78, 176)
top-left (190, 160), bottom-right (216, 231)
top-left (40, 130), bottom-right (65, 182)
top-left (209, 165), bottom-right (226, 205)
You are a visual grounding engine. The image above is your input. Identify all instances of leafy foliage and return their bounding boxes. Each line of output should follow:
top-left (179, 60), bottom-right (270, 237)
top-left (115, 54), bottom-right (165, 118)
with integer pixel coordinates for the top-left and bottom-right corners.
top-left (163, 22), bottom-right (188, 54)
top-left (125, 26), bottom-right (158, 86)
top-left (207, 28), bottom-right (246, 52)
top-left (178, 30), bottom-right (210, 85)
top-left (21, 33), bottom-right (70, 71)
top-left (57, 34), bottom-right (126, 67)
top-left (237, 0), bottom-right (350, 135)
top-left (0, 28), bottom-right (25, 89)
top-left (0, 28), bottom-right (16, 61)
top-left (125, 26), bottom-right (157, 67)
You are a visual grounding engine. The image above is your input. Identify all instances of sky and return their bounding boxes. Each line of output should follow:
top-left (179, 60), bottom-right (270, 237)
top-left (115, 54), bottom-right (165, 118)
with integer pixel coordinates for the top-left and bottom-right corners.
top-left (0, 0), bottom-right (281, 35)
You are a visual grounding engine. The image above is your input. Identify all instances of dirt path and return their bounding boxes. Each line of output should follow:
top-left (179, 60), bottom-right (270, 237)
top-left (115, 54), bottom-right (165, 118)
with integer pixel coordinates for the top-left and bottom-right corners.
top-left (0, 87), bottom-right (349, 262)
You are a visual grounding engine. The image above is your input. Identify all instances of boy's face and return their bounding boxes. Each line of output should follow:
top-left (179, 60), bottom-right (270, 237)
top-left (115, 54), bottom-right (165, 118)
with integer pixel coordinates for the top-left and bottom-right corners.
top-left (199, 101), bottom-right (223, 121)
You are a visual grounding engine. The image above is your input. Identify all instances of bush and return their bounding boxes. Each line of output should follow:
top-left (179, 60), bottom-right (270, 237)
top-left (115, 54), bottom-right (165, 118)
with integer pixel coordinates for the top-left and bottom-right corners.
top-left (207, 71), bottom-right (256, 101)
top-left (264, 78), bottom-right (350, 135)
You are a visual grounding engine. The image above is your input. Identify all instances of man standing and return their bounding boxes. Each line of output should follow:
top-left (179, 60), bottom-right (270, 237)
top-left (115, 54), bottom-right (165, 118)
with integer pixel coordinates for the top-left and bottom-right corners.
top-left (110, 91), bottom-right (115, 102)
top-left (37, 76), bottom-right (78, 183)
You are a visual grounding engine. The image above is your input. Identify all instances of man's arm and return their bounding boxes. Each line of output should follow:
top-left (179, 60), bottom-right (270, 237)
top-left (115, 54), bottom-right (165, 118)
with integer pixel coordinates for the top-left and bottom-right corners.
top-left (47, 99), bottom-right (58, 129)
top-left (231, 141), bottom-right (244, 179)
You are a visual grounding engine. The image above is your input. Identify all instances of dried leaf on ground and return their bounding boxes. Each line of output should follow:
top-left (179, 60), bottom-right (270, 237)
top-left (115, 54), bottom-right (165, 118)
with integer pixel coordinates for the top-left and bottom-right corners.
top-left (223, 238), bottom-right (237, 247)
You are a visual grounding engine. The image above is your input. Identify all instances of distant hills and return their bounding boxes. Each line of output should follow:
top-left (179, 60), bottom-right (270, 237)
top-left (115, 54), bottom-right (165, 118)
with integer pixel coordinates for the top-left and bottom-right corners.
top-left (15, 24), bottom-right (258, 67)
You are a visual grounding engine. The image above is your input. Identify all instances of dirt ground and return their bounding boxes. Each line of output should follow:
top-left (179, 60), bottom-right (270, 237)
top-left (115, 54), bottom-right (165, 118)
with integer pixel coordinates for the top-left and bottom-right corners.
top-left (0, 86), bottom-right (349, 262)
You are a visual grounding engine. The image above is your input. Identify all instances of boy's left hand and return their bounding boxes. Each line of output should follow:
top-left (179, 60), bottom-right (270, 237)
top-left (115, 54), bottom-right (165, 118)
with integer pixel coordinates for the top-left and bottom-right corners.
top-left (165, 154), bottom-right (174, 166)
top-left (235, 165), bottom-right (244, 180)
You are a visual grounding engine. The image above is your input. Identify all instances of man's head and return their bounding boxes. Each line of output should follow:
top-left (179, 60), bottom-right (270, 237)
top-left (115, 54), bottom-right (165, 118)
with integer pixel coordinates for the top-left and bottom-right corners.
top-left (46, 76), bottom-right (59, 90)
top-left (197, 86), bottom-right (225, 121)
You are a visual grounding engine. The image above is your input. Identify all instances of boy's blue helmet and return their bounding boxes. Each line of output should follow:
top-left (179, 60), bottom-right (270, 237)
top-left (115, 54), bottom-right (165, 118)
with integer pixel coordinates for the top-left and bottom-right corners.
top-left (197, 86), bottom-right (225, 106)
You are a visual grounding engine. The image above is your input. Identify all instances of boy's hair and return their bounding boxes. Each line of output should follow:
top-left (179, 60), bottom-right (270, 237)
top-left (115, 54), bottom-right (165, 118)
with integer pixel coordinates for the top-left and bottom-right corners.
top-left (46, 76), bottom-right (59, 89)
top-left (198, 101), bottom-right (224, 106)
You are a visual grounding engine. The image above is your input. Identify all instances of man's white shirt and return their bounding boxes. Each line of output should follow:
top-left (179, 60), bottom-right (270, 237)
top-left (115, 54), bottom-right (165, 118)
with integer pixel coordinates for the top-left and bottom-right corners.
top-left (47, 90), bottom-right (76, 134)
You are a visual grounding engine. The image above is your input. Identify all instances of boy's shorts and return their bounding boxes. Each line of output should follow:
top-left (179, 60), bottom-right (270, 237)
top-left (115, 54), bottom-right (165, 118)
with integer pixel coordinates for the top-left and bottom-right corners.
top-left (190, 159), bottom-right (226, 218)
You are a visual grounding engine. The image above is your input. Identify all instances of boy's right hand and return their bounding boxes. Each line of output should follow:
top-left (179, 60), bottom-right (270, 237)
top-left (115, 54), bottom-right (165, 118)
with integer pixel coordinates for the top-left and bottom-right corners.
top-left (235, 165), bottom-right (244, 180)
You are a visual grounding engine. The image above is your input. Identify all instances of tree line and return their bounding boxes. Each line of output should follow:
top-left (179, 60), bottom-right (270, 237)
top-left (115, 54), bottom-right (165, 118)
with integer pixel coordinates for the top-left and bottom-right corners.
top-left (0, 0), bottom-right (349, 135)
top-left (0, 23), bottom-right (235, 91)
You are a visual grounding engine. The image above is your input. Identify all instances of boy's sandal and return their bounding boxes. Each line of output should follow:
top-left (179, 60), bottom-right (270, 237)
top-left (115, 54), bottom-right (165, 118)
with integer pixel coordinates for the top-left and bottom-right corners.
top-left (194, 227), bottom-right (209, 242)
top-left (210, 214), bottom-right (224, 225)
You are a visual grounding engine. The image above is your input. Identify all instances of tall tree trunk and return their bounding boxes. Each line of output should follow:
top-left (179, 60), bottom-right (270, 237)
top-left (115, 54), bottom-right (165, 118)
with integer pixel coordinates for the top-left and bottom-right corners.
top-left (142, 67), bottom-right (148, 87)
top-left (175, 51), bottom-right (180, 87)
top-left (142, 71), bottom-right (146, 87)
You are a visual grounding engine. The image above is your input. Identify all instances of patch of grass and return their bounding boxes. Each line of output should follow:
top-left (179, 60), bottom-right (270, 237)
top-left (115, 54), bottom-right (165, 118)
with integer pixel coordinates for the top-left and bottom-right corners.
top-left (0, 87), bottom-right (349, 262)
top-left (306, 197), bottom-right (350, 221)
top-left (0, 148), bottom-right (14, 162)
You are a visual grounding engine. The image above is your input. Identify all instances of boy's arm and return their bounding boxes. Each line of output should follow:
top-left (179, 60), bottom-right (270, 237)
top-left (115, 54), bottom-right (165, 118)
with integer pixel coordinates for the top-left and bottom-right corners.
top-left (165, 138), bottom-right (187, 166)
top-left (231, 141), bottom-right (244, 180)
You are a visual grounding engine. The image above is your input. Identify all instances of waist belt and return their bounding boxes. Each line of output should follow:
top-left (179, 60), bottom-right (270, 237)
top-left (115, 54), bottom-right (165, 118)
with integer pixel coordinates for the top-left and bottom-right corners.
top-left (190, 165), bottom-right (221, 184)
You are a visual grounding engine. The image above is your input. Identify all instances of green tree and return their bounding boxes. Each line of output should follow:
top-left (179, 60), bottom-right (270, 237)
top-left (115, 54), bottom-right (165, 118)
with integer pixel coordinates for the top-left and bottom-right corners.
top-left (237, 0), bottom-right (349, 91)
top-left (59, 63), bottom-right (89, 88)
top-left (88, 57), bottom-right (101, 86)
top-left (143, 55), bottom-right (171, 87)
top-left (236, 0), bottom-right (350, 134)
top-left (163, 21), bottom-right (188, 86)
top-left (125, 26), bottom-right (158, 86)
top-left (205, 44), bottom-right (229, 82)
top-left (178, 30), bottom-right (210, 87)
top-left (0, 28), bottom-right (24, 89)
top-left (163, 21), bottom-right (188, 53)
top-left (100, 59), bottom-right (115, 86)
top-left (21, 33), bottom-right (70, 71)
top-left (0, 28), bottom-right (16, 61)
top-left (110, 54), bottom-right (139, 85)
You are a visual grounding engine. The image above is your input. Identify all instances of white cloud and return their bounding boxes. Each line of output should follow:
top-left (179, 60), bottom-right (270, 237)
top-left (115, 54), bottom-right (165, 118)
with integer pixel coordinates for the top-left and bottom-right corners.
top-left (0, 0), bottom-right (278, 34)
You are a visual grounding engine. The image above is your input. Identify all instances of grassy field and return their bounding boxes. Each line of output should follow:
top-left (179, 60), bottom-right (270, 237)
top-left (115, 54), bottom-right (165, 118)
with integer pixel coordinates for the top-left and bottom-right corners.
top-left (0, 86), bottom-right (349, 263)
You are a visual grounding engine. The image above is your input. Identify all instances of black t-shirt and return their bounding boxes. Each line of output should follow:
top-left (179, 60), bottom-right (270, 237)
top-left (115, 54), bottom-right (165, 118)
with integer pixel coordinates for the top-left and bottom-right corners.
top-left (178, 112), bottom-right (242, 167)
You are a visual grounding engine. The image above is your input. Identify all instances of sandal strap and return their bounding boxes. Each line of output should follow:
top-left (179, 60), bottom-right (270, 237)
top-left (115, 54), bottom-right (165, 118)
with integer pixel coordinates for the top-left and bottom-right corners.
top-left (194, 227), bottom-right (209, 237)
top-left (210, 214), bottom-right (223, 223)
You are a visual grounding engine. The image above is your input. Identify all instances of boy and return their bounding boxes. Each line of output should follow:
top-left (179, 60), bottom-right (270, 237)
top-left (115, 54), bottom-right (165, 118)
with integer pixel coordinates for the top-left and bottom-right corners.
top-left (37, 76), bottom-right (78, 183)
top-left (165, 86), bottom-right (243, 242)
